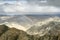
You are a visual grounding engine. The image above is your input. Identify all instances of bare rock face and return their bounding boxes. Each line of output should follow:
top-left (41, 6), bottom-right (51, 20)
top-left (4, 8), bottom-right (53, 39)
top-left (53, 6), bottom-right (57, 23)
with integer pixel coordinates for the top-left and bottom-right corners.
top-left (0, 25), bottom-right (9, 36)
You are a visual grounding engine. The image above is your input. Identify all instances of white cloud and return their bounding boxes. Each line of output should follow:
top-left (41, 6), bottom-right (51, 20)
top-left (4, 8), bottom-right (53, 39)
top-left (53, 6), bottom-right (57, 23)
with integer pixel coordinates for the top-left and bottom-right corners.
top-left (3, 6), bottom-right (16, 12)
top-left (3, 2), bottom-right (29, 12)
top-left (29, 6), bottom-right (60, 12)
top-left (40, 0), bottom-right (47, 3)
top-left (2, 1), bottom-right (60, 13)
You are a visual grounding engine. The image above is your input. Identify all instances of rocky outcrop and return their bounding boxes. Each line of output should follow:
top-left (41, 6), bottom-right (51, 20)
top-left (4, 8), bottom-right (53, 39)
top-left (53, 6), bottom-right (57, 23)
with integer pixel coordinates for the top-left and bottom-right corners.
top-left (0, 25), bottom-right (60, 40)
top-left (0, 25), bottom-right (9, 36)
top-left (0, 28), bottom-right (20, 40)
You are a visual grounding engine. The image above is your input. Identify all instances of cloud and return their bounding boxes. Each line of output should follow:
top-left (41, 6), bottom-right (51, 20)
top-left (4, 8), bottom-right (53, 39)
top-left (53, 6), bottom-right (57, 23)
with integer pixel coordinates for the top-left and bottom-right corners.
top-left (3, 6), bottom-right (16, 12)
top-left (47, 0), bottom-right (60, 7)
top-left (29, 6), bottom-right (60, 12)
top-left (3, 2), bottom-right (60, 13)
top-left (0, 0), bottom-right (26, 1)
top-left (27, 0), bottom-right (60, 7)
top-left (0, 1), bottom-right (60, 13)
top-left (0, 0), bottom-right (60, 7)
top-left (3, 1), bottom-right (29, 12)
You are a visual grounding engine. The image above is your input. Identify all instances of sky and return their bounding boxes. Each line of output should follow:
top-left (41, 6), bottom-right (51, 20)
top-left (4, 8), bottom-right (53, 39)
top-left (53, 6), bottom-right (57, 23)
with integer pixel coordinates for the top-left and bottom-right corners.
top-left (0, 0), bottom-right (60, 14)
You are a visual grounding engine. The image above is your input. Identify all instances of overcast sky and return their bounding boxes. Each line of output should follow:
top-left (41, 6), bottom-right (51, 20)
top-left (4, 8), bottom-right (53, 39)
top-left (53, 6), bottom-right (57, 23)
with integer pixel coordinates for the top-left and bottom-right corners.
top-left (0, 0), bottom-right (60, 14)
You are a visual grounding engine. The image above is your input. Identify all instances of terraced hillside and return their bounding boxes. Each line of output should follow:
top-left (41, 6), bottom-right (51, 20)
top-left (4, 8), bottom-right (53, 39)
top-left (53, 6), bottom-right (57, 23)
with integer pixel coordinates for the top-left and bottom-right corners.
top-left (0, 25), bottom-right (60, 40)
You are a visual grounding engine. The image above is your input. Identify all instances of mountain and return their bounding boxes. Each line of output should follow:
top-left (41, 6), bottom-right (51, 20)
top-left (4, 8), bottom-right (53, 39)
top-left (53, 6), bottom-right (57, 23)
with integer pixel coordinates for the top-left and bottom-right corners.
top-left (0, 15), bottom-right (34, 31)
top-left (27, 17), bottom-right (60, 36)
top-left (3, 15), bottom-right (53, 31)
top-left (0, 15), bottom-right (60, 36)
top-left (0, 25), bottom-right (30, 40)
top-left (0, 15), bottom-right (60, 32)
top-left (0, 25), bottom-right (60, 40)
top-left (0, 25), bottom-right (9, 36)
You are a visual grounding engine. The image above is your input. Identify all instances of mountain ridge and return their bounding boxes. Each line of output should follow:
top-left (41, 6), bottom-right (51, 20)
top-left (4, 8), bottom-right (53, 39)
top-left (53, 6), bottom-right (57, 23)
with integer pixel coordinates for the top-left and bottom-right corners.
top-left (0, 24), bottom-right (60, 40)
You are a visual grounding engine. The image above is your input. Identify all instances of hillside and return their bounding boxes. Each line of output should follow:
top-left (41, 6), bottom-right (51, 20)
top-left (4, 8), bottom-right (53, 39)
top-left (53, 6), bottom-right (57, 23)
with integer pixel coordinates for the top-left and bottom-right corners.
top-left (27, 17), bottom-right (60, 36)
top-left (0, 25), bottom-right (60, 40)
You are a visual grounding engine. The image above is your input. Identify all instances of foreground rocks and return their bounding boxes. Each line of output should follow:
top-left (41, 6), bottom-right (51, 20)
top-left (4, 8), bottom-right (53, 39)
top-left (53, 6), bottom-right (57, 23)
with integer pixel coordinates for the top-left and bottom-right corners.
top-left (0, 25), bottom-right (9, 36)
top-left (0, 25), bottom-right (60, 40)
top-left (0, 28), bottom-right (20, 40)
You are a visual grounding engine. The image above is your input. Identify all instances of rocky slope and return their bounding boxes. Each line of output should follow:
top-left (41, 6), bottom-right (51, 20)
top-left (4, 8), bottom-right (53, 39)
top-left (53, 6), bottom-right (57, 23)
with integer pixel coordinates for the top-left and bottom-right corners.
top-left (27, 17), bottom-right (60, 36)
top-left (0, 25), bottom-right (60, 40)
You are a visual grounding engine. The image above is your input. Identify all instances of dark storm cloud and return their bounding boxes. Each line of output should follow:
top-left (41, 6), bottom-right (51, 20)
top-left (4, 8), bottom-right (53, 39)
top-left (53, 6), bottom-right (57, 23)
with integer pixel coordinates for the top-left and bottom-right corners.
top-left (0, 0), bottom-right (16, 1)
top-left (0, 0), bottom-right (25, 1)
top-left (1, 0), bottom-right (60, 7)
top-left (26, 0), bottom-right (60, 7)
top-left (47, 0), bottom-right (60, 7)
